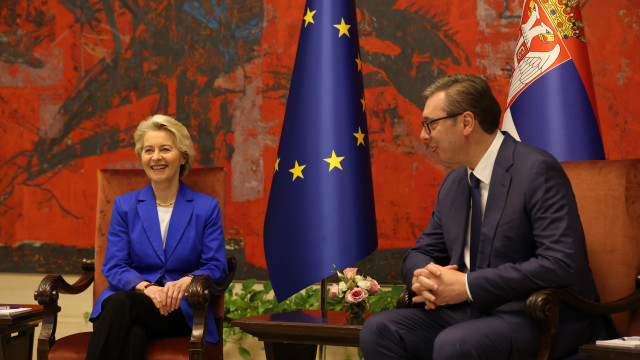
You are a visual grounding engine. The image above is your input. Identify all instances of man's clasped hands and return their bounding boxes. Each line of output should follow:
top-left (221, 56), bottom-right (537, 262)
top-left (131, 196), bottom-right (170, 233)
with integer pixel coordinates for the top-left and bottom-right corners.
top-left (411, 263), bottom-right (471, 310)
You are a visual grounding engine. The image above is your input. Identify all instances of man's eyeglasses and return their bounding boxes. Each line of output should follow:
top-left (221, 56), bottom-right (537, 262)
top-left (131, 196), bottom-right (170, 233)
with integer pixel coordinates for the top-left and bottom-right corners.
top-left (421, 113), bottom-right (463, 135)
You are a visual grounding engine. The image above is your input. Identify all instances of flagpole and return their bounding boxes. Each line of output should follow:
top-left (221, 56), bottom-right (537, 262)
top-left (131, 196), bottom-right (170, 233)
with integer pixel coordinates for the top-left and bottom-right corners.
top-left (321, 278), bottom-right (327, 317)
top-left (319, 277), bottom-right (327, 360)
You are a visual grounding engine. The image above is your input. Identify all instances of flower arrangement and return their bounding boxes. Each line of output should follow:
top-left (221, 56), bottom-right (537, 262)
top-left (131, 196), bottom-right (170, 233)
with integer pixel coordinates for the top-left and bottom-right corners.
top-left (329, 267), bottom-right (380, 317)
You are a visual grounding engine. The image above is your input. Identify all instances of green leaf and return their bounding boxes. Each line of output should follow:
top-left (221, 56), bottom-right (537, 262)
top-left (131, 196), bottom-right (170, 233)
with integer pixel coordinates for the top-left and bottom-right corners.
top-left (249, 291), bottom-right (265, 303)
top-left (242, 279), bottom-right (257, 292)
top-left (390, 285), bottom-right (404, 297)
top-left (238, 345), bottom-right (251, 359)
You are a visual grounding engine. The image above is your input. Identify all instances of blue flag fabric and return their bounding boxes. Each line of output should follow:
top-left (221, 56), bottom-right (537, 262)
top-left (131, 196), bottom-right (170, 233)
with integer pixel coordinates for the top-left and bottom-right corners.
top-left (264, 0), bottom-right (378, 302)
top-left (502, 0), bottom-right (605, 161)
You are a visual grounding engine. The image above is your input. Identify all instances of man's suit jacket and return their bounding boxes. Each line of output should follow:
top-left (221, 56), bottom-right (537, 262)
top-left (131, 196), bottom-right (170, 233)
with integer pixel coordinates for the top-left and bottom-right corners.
top-left (403, 132), bottom-right (600, 315)
top-left (89, 181), bottom-right (227, 343)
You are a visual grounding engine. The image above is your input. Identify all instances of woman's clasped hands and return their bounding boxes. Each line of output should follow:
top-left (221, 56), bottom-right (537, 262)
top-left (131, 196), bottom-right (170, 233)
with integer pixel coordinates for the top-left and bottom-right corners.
top-left (144, 276), bottom-right (193, 315)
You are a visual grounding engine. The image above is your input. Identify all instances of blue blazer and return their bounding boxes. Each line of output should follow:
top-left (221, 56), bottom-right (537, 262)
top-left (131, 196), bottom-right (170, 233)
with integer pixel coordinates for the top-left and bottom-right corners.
top-left (403, 132), bottom-right (601, 314)
top-left (89, 181), bottom-right (227, 343)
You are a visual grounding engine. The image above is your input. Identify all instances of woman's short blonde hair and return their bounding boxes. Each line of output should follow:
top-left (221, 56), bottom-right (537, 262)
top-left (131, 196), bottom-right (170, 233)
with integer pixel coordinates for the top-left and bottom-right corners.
top-left (134, 114), bottom-right (195, 177)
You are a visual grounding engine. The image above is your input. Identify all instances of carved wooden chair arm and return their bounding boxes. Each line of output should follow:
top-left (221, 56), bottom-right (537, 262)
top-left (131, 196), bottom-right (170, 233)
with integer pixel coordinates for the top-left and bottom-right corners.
top-left (396, 287), bottom-right (412, 308)
top-left (396, 286), bottom-right (428, 309)
top-left (34, 258), bottom-right (95, 304)
top-left (185, 256), bottom-right (237, 360)
top-left (185, 257), bottom-right (237, 306)
top-left (525, 273), bottom-right (640, 360)
top-left (33, 258), bottom-right (95, 358)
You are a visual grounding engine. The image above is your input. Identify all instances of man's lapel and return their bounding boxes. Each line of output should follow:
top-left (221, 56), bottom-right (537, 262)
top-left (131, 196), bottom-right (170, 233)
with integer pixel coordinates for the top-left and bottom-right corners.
top-left (477, 132), bottom-right (516, 269)
top-left (138, 184), bottom-right (165, 262)
top-left (164, 181), bottom-right (194, 261)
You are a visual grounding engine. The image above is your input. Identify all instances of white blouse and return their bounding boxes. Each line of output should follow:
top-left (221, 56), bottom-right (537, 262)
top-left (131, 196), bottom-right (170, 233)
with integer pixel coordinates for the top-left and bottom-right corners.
top-left (157, 207), bottom-right (173, 249)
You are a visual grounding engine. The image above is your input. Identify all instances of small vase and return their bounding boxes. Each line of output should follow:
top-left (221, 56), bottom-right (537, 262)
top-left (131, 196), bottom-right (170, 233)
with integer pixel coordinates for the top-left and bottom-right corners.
top-left (342, 297), bottom-right (369, 318)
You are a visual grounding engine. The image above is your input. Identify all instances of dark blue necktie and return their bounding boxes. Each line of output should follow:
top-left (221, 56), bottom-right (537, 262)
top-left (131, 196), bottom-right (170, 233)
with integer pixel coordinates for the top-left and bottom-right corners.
top-left (469, 172), bottom-right (482, 271)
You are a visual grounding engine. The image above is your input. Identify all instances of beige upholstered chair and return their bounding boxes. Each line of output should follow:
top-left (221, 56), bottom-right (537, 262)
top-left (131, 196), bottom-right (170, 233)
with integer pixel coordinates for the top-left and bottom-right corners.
top-left (34, 168), bottom-right (235, 360)
top-left (525, 159), bottom-right (640, 359)
top-left (397, 159), bottom-right (640, 359)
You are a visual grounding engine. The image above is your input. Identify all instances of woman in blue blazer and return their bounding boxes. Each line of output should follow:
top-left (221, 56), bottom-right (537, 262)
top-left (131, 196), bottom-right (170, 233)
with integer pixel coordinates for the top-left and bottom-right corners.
top-left (86, 115), bottom-right (227, 359)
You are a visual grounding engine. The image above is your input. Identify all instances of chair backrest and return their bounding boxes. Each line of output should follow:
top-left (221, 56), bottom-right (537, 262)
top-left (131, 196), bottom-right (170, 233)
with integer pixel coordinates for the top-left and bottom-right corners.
top-left (561, 159), bottom-right (640, 336)
top-left (93, 167), bottom-right (226, 302)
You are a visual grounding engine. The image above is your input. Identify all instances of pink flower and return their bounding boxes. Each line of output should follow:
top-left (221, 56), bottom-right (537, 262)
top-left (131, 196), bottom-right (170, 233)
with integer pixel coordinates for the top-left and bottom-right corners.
top-left (345, 288), bottom-right (368, 304)
top-left (343, 267), bottom-right (358, 281)
top-left (328, 283), bottom-right (339, 298)
top-left (367, 277), bottom-right (380, 295)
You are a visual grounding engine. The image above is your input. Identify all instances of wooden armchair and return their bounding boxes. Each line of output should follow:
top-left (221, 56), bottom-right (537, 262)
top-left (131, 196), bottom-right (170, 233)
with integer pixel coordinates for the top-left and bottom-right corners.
top-left (33, 168), bottom-right (236, 360)
top-left (396, 159), bottom-right (640, 359)
top-left (525, 159), bottom-right (640, 360)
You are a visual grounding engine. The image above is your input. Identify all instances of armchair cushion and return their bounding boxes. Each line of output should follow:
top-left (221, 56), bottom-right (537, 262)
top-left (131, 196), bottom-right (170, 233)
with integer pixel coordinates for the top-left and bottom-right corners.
top-left (47, 334), bottom-right (221, 360)
top-left (146, 337), bottom-right (220, 360)
top-left (48, 332), bottom-right (91, 360)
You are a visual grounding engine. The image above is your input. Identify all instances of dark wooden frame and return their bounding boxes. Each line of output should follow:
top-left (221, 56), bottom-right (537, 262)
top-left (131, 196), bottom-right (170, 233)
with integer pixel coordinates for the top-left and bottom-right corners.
top-left (524, 273), bottom-right (640, 360)
top-left (395, 273), bottom-right (640, 360)
top-left (33, 257), bottom-right (236, 360)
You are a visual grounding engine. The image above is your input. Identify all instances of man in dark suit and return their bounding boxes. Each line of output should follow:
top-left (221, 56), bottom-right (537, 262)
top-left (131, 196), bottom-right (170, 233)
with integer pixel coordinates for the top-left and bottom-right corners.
top-left (360, 74), bottom-right (611, 359)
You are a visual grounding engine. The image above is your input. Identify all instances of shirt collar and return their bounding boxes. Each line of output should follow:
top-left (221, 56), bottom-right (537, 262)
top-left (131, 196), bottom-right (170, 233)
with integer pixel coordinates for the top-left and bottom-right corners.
top-left (467, 131), bottom-right (504, 185)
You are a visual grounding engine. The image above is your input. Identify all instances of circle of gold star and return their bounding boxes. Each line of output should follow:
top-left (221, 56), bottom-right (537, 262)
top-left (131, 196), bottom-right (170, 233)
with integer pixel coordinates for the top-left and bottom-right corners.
top-left (289, 161), bottom-right (306, 181)
top-left (353, 127), bottom-right (366, 146)
top-left (323, 151), bottom-right (345, 171)
top-left (303, 8), bottom-right (316, 27)
top-left (333, 18), bottom-right (351, 37)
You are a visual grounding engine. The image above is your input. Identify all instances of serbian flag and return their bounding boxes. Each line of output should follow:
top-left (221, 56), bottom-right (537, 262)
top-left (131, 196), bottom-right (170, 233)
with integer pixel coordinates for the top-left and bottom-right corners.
top-left (263, 0), bottom-right (378, 302)
top-left (502, 0), bottom-right (605, 161)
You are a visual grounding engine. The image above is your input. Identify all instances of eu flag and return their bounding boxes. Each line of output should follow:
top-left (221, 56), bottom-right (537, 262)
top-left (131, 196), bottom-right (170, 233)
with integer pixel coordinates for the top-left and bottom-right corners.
top-left (264, 0), bottom-right (378, 302)
top-left (502, 0), bottom-right (605, 161)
